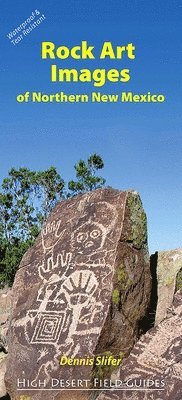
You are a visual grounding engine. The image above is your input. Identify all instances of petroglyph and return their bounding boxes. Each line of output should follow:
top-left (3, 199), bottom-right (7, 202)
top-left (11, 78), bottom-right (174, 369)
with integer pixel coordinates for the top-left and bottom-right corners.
top-left (30, 311), bottom-right (66, 344)
top-left (41, 220), bottom-right (65, 252)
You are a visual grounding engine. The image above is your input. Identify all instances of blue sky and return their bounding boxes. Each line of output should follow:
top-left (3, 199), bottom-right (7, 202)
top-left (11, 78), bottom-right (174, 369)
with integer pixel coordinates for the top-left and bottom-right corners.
top-left (0, 0), bottom-right (182, 253)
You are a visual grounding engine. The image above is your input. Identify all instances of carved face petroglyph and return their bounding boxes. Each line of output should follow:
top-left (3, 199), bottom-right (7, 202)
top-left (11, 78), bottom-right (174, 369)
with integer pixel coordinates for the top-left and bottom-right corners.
top-left (70, 201), bottom-right (118, 256)
top-left (71, 221), bottom-right (106, 255)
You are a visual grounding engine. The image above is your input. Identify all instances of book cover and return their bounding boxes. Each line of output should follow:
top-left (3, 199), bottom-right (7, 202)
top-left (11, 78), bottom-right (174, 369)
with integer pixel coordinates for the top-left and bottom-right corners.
top-left (0, 1), bottom-right (181, 400)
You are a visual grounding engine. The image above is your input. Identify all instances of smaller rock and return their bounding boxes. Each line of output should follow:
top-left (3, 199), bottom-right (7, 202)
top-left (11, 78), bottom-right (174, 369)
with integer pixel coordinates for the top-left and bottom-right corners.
top-left (0, 287), bottom-right (12, 398)
top-left (175, 268), bottom-right (182, 291)
top-left (0, 287), bottom-right (12, 326)
top-left (97, 289), bottom-right (182, 400)
top-left (0, 287), bottom-right (12, 354)
top-left (155, 248), bottom-right (182, 325)
top-left (0, 356), bottom-right (7, 398)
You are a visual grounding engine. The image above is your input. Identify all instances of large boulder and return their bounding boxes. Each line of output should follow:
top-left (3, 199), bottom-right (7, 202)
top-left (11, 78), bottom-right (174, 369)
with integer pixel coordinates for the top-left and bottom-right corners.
top-left (5, 189), bottom-right (151, 399)
top-left (154, 249), bottom-right (182, 325)
top-left (97, 289), bottom-right (182, 400)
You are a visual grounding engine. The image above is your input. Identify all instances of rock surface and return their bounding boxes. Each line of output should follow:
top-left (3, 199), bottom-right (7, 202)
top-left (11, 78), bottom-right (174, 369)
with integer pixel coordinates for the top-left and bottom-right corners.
top-left (5, 189), bottom-right (151, 399)
top-left (0, 354), bottom-right (7, 398)
top-left (0, 287), bottom-right (12, 399)
top-left (0, 287), bottom-right (12, 347)
top-left (97, 289), bottom-right (182, 400)
top-left (154, 249), bottom-right (182, 325)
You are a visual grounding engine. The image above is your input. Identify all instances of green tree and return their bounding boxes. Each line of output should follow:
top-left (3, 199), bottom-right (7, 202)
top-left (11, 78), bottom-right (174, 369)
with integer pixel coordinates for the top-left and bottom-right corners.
top-left (0, 166), bottom-right (64, 242)
top-left (0, 166), bottom-right (64, 287)
top-left (68, 153), bottom-right (105, 195)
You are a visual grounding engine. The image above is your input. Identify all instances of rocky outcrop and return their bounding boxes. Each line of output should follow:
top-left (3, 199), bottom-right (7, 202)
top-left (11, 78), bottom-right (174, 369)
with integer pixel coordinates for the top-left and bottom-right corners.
top-left (154, 249), bottom-right (182, 325)
top-left (0, 287), bottom-right (12, 348)
top-left (5, 188), bottom-right (151, 399)
top-left (0, 287), bottom-right (12, 399)
top-left (97, 289), bottom-right (182, 400)
top-left (0, 354), bottom-right (7, 398)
